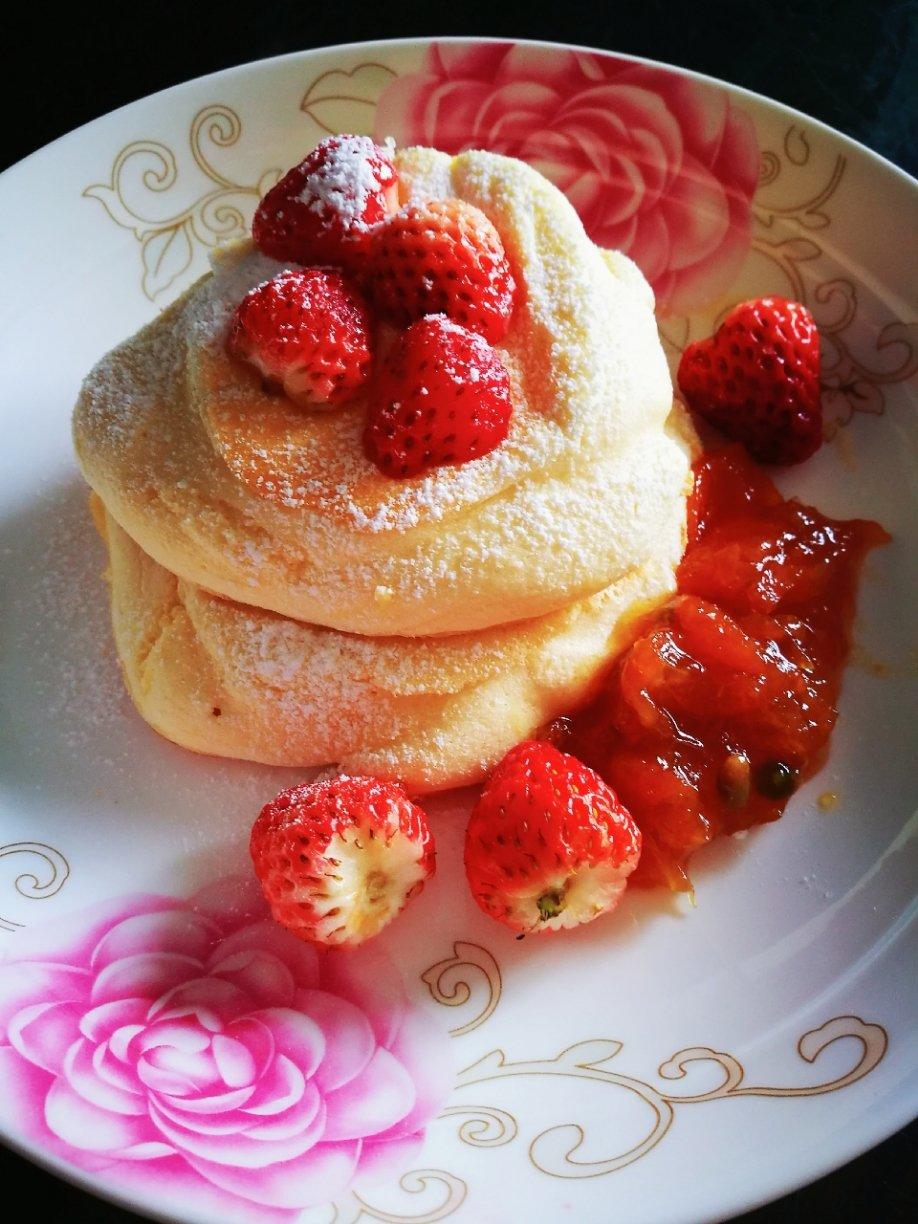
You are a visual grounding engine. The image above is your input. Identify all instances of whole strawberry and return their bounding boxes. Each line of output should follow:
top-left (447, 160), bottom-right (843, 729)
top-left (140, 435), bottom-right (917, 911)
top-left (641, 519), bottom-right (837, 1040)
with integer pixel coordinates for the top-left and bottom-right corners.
top-left (227, 268), bottom-right (373, 408)
top-left (677, 296), bottom-right (822, 465)
top-left (370, 198), bottom-right (516, 342)
top-left (464, 741), bottom-right (642, 935)
top-left (363, 315), bottom-right (512, 478)
top-left (250, 776), bottom-right (436, 947)
top-left (252, 135), bottom-right (398, 269)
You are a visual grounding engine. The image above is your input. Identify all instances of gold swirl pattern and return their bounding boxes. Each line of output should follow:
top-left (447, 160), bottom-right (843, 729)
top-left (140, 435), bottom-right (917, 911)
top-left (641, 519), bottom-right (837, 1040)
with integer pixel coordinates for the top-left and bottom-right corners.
top-left (754, 126), bottom-right (847, 232)
top-left (758, 149), bottom-right (782, 189)
top-left (658, 1015), bottom-right (888, 1100)
top-left (453, 1041), bottom-right (673, 1178)
top-left (0, 841), bottom-right (70, 932)
top-left (438, 1106), bottom-right (518, 1148)
top-left (421, 941), bottom-right (502, 1036)
top-left (750, 124), bottom-right (916, 433)
top-left (438, 1016), bottom-right (887, 1181)
top-left (310, 1171), bottom-right (467, 1222)
top-left (301, 62), bottom-right (397, 136)
top-left (815, 282), bottom-right (918, 435)
top-left (84, 104), bottom-right (279, 301)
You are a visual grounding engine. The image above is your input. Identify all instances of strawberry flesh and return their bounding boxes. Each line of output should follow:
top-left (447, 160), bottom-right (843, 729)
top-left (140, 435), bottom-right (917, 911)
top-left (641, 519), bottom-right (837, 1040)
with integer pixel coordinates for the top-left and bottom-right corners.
top-left (363, 315), bottom-right (512, 478)
top-left (227, 267), bottom-right (373, 408)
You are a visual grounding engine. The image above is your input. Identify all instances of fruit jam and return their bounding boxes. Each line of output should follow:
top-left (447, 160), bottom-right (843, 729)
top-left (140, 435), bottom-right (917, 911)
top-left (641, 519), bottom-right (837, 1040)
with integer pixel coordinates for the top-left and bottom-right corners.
top-left (563, 445), bottom-right (888, 892)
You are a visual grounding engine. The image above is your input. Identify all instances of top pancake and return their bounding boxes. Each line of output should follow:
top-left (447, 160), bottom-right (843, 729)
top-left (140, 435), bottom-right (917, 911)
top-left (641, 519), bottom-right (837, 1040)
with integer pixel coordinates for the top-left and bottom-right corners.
top-left (74, 147), bottom-right (696, 637)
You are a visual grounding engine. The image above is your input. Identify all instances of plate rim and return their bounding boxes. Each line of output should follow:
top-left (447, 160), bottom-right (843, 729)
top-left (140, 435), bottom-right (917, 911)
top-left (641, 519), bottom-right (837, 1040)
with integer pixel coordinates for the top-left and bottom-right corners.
top-left (1, 35), bottom-right (916, 194)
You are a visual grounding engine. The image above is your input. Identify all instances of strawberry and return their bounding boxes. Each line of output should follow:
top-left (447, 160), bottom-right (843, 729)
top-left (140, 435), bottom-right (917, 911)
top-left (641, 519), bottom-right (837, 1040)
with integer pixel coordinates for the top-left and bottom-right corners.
top-left (250, 776), bottom-right (436, 947)
top-left (227, 268), bottom-right (373, 408)
top-left (464, 741), bottom-right (642, 935)
top-left (363, 315), bottom-right (512, 478)
top-left (370, 198), bottom-right (516, 342)
top-left (677, 296), bottom-right (822, 465)
top-left (252, 135), bottom-right (398, 269)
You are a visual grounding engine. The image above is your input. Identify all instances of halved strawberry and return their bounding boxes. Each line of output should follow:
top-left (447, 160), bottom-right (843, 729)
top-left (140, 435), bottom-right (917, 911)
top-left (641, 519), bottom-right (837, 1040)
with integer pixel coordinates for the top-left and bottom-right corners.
top-left (227, 267), bottom-right (373, 408)
top-left (369, 198), bottom-right (516, 342)
top-left (464, 741), bottom-right (642, 935)
top-left (363, 314), bottom-right (512, 478)
top-left (250, 776), bottom-right (436, 947)
top-left (252, 135), bottom-right (398, 269)
top-left (677, 296), bottom-right (822, 465)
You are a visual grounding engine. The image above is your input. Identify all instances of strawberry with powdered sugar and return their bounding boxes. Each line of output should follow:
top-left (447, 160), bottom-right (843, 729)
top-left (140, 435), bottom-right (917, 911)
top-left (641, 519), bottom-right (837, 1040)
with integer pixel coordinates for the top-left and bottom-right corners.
top-left (250, 776), bottom-right (436, 947)
top-left (253, 134), bottom-right (398, 269)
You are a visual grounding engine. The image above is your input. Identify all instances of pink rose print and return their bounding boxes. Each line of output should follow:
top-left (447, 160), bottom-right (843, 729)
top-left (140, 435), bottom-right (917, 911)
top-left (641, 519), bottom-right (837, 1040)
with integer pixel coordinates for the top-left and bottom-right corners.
top-left (0, 876), bottom-right (452, 1220)
top-left (376, 42), bottom-right (760, 315)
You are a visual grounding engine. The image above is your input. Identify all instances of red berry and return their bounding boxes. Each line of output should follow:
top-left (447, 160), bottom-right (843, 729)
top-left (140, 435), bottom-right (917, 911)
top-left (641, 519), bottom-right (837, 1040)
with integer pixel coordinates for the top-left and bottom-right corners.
top-left (677, 296), bottom-right (822, 466)
top-left (227, 268), bottom-right (373, 408)
top-left (363, 315), bottom-right (512, 478)
top-left (252, 135), bottom-right (398, 269)
top-left (370, 198), bottom-right (516, 342)
top-left (464, 741), bottom-right (642, 935)
top-left (250, 776), bottom-right (436, 947)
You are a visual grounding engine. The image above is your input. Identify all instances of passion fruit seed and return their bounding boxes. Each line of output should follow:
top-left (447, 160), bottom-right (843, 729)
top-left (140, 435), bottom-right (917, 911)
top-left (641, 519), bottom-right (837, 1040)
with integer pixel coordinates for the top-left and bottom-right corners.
top-left (717, 752), bottom-right (751, 808)
top-left (543, 716), bottom-right (573, 748)
top-left (755, 760), bottom-right (799, 799)
top-left (537, 889), bottom-right (566, 921)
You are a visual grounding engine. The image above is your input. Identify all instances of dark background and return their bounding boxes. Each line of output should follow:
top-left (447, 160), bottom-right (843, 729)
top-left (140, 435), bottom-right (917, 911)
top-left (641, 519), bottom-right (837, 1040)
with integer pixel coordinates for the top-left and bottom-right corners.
top-left (2, 0), bottom-right (915, 1219)
top-left (3, 0), bottom-right (917, 173)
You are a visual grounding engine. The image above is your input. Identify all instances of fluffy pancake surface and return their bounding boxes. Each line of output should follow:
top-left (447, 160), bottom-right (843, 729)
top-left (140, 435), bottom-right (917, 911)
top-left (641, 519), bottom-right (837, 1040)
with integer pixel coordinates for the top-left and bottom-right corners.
top-left (98, 503), bottom-right (684, 791)
top-left (74, 147), bottom-right (695, 637)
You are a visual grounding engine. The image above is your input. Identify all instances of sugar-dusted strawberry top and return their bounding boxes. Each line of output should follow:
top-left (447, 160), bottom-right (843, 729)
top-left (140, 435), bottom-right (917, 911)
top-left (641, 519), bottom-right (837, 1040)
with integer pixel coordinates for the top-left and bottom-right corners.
top-left (368, 197), bottom-right (517, 343)
top-left (227, 267), bottom-right (374, 408)
top-left (252, 134), bottom-right (398, 270)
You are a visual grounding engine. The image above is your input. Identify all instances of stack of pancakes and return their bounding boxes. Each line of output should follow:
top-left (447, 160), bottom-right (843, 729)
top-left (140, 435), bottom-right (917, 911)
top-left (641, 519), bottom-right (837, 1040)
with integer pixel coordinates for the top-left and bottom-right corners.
top-left (73, 148), bottom-right (697, 791)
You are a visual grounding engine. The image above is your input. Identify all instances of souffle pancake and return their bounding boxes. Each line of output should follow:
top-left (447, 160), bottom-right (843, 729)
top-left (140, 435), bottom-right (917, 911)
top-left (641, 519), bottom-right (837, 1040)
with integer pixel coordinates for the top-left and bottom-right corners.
top-left (74, 147), bottom-right (695, 639)
top-left (75, 138), bottom-right (697, 787)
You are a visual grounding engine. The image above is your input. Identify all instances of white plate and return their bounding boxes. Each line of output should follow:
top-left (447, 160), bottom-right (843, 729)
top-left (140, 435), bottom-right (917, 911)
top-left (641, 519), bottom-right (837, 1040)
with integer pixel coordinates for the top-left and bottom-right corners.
top-left (0, 37), bottom-right (916, 1224)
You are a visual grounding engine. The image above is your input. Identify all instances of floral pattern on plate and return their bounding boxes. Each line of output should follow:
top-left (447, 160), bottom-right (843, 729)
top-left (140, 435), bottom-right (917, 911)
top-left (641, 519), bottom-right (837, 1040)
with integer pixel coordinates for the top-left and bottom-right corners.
top-left (373, 42), bottom-right (760, 316)
top-left (0, 874), bottom-right (452, 1219)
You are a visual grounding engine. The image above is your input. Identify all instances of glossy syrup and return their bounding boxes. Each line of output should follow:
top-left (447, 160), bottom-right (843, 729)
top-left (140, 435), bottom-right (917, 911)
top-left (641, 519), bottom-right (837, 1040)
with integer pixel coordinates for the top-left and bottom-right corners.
top-left (562, 445), bottom-right (889, 891)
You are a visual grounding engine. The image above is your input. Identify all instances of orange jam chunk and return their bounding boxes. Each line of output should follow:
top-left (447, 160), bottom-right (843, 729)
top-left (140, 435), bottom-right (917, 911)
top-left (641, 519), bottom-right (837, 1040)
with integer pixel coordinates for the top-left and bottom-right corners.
top-left (566, 445), bottom-right (888, 892)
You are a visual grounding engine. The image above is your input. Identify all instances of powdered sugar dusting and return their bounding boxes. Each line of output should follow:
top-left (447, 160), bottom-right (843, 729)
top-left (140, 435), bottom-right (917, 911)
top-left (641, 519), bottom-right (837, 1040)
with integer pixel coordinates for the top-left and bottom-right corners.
top-left (79, 312), bottom-right (185, 449)
top-left (25, 485), bottom-right (132, 754)
top-left (106, 509), bottom-right (682, 789)
top-left (298, 135), bottom-right (393, 230)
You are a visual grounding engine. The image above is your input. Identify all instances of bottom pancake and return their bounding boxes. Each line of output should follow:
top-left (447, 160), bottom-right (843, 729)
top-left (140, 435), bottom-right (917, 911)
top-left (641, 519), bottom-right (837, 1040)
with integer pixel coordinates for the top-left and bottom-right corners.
top-left (96, 499), bottom-right (683, 791)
